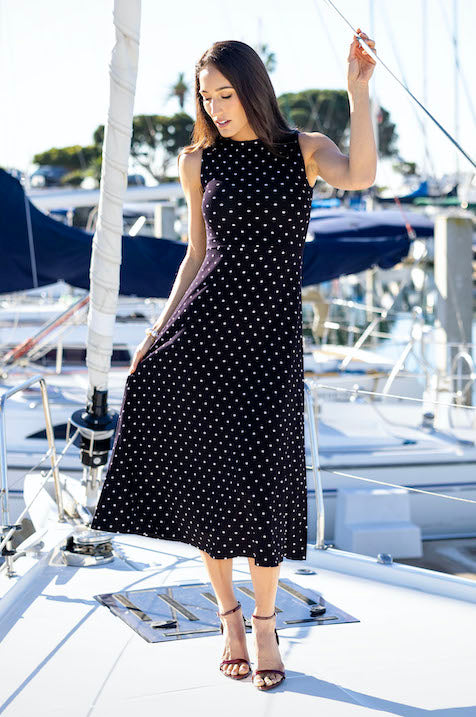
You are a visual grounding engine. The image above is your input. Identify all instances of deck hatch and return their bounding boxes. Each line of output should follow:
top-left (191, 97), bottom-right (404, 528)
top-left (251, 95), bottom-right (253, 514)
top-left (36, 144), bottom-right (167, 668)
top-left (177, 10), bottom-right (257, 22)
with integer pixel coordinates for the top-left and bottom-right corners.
top-left (94, 577), bottom-right (359, 643)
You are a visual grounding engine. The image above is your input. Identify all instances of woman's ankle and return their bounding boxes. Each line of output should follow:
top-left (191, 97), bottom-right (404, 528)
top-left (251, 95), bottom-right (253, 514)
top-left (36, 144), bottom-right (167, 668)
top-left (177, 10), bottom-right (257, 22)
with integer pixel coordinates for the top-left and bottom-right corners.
top-left (252, 609), bottom-right (276, 620)
top-left (217, 599), bottom-right (241, 615)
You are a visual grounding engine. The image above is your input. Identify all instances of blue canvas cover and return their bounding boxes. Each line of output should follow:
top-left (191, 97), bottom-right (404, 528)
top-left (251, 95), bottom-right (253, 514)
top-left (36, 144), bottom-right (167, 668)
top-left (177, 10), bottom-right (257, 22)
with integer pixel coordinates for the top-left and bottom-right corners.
top-left (0, 169), bottom-right (432, 296)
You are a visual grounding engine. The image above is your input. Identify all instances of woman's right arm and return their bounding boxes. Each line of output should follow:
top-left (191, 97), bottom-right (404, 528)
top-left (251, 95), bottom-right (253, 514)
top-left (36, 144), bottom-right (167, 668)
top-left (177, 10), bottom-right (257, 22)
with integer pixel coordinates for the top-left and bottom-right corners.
top-left (128, 149), bottom-right (206, 374)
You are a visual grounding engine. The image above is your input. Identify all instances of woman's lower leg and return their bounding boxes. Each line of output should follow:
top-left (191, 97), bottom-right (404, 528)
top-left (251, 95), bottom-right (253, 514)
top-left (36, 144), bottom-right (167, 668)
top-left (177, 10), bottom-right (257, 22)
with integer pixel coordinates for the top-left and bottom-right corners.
top-left (199, 550), bottom-right (250, 677)
top-left (248, 557), bottom-right (285, 688)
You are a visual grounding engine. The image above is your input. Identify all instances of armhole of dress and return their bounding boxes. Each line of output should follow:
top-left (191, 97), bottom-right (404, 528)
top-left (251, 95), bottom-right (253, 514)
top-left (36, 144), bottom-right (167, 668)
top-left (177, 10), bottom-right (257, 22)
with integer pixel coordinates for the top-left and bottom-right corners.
top-left (200, 147), bottom-right (207, 193)
top-left (295, 132), bottom-right (314, 191)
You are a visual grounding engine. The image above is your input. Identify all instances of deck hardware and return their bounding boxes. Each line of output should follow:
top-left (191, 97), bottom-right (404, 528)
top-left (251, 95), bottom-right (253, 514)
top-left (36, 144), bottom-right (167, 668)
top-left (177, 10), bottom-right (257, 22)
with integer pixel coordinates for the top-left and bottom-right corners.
top-left (377, 553), bottom-right (394, 564)
top-left (61, 530), bottom-right (114, 566)
top-left (95, 577), bottom-right (359, 642)
top-left (310, 603), bottom-right (327, 616)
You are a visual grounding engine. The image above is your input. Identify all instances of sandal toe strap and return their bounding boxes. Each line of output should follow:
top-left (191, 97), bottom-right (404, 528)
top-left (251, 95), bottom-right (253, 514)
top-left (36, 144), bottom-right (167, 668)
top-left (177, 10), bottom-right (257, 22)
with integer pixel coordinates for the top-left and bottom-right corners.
top-left (253, 668), bottom-right (285, 677)
top-left (220, 658), bottom-right (250, 667)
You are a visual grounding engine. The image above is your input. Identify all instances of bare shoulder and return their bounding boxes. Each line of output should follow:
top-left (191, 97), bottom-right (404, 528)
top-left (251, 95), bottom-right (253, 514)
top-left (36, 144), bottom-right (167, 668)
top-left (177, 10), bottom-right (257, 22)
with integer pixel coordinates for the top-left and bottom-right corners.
top-left (297, 131), bottom-right (326, 188)
top-left (178, 147), bottom-right (204, 192)
top-left (297, 131), bottom-right (349, 188)
top-left (297, 131), bottom-right (331, 163)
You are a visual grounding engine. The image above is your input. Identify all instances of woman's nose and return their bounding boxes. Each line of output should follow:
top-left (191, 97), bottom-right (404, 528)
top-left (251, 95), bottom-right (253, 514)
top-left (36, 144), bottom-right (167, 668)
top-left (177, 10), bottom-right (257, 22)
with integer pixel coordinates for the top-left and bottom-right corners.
top-left (209, 99), bottom-right (222, 115)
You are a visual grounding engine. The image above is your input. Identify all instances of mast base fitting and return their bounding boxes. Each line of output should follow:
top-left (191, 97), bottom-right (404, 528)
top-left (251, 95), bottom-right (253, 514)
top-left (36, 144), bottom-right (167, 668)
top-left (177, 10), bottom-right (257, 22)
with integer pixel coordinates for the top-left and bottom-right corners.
top-left (70, 388), bottom-right (118, 469)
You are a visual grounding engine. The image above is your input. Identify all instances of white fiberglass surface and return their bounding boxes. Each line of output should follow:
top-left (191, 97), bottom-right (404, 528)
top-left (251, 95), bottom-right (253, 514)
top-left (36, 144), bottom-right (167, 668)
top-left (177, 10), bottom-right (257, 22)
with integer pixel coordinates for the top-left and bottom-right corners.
top-left (0, 533), bottom-right (475, 715)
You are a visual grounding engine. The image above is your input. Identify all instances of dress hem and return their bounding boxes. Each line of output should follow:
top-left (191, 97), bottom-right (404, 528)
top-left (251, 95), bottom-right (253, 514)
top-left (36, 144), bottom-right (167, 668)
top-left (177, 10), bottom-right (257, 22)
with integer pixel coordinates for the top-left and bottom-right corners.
top-left (90, 523), bottom-right (308, 568)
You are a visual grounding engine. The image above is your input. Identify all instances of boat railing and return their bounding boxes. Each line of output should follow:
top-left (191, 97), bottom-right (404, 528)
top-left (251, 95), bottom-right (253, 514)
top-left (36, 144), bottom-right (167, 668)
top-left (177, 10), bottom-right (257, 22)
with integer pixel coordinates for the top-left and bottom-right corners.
top-left (303, 378), bottom-right (476, 551)
top-left (450, 349), bottom-right (476, 403)
top-left (0, 374), bottom-right (79, 577)
top-left (303, 296), bottom-right (475, 405)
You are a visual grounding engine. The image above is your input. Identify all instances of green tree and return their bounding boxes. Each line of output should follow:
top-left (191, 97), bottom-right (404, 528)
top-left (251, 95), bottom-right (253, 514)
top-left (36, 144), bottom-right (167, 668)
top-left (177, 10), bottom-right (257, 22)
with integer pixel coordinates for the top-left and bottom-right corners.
top-left (131, 112), bottom-right (194, 179)
top-left (33, 145), bottom-right (100, 171)
top-left (167, 72), bottom-right (189, 110)
top-left (255, 42), bottom-right (277, 73)
top-left (94, 112), bottom-right (194, 180)
top-left (32, 144), bottom-right (102, 185)
top-left (278, 89), bottom-right (398, 157)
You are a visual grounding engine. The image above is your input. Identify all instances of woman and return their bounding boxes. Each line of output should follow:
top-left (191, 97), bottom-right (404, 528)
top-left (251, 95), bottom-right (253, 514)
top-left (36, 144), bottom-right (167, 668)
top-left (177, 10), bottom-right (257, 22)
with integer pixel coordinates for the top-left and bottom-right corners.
top-left (91, 31), bottom-right (376, 691)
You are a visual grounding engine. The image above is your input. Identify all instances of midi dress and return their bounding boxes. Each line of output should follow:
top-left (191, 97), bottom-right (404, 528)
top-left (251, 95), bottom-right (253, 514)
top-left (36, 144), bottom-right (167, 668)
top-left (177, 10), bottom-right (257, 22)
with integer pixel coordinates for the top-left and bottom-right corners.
top-left (90, 128), bottom-right (314, 566)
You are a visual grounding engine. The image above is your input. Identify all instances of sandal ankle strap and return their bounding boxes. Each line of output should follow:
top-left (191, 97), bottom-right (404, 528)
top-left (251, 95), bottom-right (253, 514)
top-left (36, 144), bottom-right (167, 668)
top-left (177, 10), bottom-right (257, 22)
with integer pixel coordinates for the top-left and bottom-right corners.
top-left (252, 609), bottom-right (276, 619)
top-left (217, 600), bottom-right (242, 617)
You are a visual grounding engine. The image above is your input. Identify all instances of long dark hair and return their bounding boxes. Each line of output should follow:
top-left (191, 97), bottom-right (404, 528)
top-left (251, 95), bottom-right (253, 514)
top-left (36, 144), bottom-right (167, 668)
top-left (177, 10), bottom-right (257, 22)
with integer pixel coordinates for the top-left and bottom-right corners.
top-left (179, 40), bottom-right (298, 161)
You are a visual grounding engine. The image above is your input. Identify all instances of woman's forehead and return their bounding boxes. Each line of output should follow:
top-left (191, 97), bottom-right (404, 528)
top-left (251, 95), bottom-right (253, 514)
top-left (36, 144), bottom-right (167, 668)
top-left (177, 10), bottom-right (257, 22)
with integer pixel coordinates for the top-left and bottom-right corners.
top-left (199, 66), bottom-right (232, 91)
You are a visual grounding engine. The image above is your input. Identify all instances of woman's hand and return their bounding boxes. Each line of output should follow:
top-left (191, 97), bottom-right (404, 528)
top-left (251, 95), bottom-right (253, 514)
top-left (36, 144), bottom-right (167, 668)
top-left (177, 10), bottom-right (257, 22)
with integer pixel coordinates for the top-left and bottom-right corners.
top-left (128, 335), bottom-right (155, 375)
top-left (347, 28), bottom-right (376, 89)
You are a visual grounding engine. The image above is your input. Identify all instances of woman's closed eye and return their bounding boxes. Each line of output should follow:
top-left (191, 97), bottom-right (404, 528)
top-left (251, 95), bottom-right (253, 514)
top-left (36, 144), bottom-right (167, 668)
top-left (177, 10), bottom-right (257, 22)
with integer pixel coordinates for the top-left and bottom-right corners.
top-left (203, 95), bottom-right (232, 102)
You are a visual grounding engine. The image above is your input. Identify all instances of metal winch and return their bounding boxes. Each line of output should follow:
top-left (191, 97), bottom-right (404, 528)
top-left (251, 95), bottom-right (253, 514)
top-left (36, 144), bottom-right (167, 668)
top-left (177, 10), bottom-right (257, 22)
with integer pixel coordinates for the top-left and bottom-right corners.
top-left (60, 529), bottom-right (114, 566)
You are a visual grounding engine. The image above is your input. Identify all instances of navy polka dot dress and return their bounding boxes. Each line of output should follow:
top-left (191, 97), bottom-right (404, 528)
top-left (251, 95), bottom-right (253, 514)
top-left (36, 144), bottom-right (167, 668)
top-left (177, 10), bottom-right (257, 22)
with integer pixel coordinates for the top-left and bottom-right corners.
top-left (91, 129), bottom-right (313, 566)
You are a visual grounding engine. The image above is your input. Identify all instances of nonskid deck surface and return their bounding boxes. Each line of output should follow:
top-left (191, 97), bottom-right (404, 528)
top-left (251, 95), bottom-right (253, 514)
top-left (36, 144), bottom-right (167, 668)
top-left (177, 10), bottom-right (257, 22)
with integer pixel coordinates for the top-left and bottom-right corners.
top-left (0, 533), bottom-right (475, 716)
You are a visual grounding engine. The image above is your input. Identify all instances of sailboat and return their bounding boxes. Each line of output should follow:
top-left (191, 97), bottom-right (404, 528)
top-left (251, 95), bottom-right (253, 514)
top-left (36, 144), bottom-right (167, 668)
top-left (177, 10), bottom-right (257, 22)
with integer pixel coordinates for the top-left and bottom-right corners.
top-left (1, 2), bottom-right (475, 712)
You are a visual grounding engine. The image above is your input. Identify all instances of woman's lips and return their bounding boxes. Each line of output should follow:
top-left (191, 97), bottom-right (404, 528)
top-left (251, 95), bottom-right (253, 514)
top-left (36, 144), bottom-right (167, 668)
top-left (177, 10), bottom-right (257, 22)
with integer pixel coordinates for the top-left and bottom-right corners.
top-left (216, 119), bottom-right (230, 127)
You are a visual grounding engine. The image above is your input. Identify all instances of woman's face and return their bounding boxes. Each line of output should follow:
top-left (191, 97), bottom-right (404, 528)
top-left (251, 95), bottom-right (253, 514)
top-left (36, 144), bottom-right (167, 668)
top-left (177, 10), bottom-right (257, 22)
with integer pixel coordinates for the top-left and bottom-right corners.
top-left (198, 64), bottom-right (257, 140)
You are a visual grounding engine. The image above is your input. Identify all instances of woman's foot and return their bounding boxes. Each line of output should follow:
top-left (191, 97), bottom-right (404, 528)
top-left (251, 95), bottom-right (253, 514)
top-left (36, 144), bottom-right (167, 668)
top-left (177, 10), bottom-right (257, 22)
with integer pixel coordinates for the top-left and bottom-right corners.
top-left (251, 612), bottom-right (285, 688)
top-left (218, 603), bottom-right (251, 678)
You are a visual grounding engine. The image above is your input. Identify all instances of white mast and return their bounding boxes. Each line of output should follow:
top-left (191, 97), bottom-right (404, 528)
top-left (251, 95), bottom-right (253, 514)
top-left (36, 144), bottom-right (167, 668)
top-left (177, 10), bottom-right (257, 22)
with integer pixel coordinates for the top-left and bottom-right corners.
top-left (70, 0), bottom-right (142, 502)
top-left (85, 0), bottom-right (141, 402)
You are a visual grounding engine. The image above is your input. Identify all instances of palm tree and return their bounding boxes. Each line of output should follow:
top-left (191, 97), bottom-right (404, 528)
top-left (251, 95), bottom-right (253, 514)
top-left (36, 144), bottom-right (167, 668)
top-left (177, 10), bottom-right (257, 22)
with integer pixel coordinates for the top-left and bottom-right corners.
top-left (168, 72), bottom-right (189, 110)
top-left (255, 43), bottom-right (277, 73)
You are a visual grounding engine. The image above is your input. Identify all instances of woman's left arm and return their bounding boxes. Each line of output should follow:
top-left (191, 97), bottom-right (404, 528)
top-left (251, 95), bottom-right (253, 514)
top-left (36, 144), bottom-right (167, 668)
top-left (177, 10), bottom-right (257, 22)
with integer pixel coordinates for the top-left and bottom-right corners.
top-left (310, 29), bottom-right (378, 190)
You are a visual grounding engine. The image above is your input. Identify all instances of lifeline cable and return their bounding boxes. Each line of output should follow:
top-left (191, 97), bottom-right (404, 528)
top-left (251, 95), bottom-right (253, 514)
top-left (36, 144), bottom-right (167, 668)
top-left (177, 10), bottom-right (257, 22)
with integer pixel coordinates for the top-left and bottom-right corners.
top-left (319, 0), bottom-right (476, 169)
top-left (320, 468), bottom-right (476, 505)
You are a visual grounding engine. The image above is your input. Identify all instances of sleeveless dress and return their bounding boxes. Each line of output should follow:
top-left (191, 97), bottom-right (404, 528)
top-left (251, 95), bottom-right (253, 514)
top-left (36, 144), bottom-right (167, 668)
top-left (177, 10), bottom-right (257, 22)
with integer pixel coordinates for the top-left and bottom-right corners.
top-left (91, 129), bottom-right (314, 566)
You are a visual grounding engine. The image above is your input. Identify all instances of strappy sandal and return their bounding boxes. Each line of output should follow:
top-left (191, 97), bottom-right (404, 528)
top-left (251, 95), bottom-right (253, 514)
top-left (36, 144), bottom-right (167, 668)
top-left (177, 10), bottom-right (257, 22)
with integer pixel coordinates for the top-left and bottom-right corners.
top-left (217, 600), bottom-right (251, 680)
top-left (251, 609), bottom-right (286, 691)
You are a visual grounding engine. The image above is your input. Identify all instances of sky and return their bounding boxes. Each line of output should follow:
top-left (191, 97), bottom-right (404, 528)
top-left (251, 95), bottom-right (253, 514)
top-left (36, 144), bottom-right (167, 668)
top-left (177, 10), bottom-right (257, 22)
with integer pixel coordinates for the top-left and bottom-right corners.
top-left (1, 0), bottom-right (475, 184)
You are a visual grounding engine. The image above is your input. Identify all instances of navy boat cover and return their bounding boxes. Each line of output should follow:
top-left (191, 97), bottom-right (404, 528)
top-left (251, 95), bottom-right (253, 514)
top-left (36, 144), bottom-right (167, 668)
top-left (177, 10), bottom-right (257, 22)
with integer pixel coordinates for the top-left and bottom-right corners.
top-left (0, 168), bottom-right (433, 297)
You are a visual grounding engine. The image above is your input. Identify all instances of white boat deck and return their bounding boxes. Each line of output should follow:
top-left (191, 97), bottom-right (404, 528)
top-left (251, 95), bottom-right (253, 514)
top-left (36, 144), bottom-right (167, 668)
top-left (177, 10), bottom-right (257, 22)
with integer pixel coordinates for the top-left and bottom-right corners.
top-left (1, 527), bottom-right (475, 715)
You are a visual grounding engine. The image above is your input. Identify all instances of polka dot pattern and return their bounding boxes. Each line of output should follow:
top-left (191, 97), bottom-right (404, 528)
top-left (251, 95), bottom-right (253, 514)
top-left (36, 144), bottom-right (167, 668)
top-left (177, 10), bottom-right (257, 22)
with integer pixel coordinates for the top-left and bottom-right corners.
top-left (90, 130), bottom-right (313, 566)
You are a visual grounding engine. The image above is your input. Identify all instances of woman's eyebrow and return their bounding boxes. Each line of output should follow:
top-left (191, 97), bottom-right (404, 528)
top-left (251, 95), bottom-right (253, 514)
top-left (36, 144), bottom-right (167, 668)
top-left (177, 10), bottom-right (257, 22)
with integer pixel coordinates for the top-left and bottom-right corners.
top-left (199, 85), bottom-right (233, 94)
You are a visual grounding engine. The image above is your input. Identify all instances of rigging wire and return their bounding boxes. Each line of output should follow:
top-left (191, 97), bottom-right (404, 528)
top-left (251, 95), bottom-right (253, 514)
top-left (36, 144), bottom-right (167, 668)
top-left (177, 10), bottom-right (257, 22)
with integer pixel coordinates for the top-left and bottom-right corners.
top-left (438, 0), bottom-right (476, 127)
top-left (378, 0), bottom-right (437, 180)
top-left (319, 0), bottom-right (476, 169)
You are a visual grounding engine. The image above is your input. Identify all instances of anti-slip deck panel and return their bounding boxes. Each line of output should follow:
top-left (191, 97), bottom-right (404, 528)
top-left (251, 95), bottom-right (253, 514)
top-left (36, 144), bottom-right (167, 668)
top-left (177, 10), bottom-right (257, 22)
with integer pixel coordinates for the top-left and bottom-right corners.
top-left (94, 577), bottom-right (359, 643)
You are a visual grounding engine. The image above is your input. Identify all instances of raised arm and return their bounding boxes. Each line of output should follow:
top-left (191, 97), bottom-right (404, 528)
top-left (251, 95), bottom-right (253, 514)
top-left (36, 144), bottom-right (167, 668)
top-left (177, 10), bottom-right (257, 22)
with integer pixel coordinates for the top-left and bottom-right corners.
top-left (303, 29), bottom-right (378, 191)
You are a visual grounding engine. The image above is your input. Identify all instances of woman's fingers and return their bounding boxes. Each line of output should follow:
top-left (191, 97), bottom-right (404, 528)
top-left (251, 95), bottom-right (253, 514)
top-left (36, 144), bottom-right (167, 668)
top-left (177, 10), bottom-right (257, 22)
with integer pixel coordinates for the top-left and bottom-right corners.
top-left (127, 337), bottom-right (155, 375)
top-left (352, 29), bottom-right (376, 59)
top-left (355, 28), bottom-right (375, 48)
top-left (129, 352), bottom-right (141, 375)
